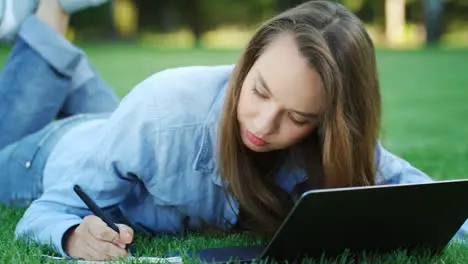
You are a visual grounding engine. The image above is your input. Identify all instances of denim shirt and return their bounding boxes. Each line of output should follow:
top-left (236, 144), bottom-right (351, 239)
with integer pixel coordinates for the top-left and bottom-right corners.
top-left (14, 65), bottom-right (467, 257)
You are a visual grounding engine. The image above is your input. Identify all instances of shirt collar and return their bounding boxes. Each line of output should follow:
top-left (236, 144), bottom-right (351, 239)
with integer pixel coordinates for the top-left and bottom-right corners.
top-left (274, 155), bottom-right (308, 193)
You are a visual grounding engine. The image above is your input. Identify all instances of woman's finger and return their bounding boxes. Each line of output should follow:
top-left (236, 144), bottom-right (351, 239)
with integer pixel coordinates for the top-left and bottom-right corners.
top-left (85, 215), bottom-right (120, 243)
top-left (116, 224), bottom-right (134, 245)
top-left (83, 224), bottom-right (127, 259)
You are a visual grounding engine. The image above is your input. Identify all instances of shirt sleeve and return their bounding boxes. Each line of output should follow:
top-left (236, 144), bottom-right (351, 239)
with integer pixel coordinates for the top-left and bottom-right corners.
top-left (375, 142), bottom-right (433, 185)
top-left (15, 74), bottom-right (162, 257)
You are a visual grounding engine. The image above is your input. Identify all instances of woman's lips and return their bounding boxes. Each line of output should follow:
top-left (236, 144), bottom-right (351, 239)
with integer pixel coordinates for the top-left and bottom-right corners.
top-left (245, 129), bottom-right (267, 146)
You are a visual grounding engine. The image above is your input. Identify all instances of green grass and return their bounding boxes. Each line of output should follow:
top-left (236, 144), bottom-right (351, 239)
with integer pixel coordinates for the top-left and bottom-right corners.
top-left (0, 43), bottom-right (468, 263)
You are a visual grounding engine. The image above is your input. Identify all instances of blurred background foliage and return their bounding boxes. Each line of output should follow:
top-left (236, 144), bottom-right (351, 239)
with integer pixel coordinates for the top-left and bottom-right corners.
top-left (68, 0), bottom-right (468, 49)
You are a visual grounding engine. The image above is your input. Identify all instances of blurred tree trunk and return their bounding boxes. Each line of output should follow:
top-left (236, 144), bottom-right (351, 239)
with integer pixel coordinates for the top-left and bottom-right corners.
top-left (134, 0), bottom-right (165, 31)
top-left (277, 0), bottom-right (290, 11)
top-left (277, 0), bottom-right (304, 11)
top-left (385, 0), bottom-right (406, 47)
top-left (69, 2), bottom-right (119, 40)
top-left (424, 0), bottom-right (444, 45)
top-left (104, 2), bottom-right (118, 39)
top-left (186, 0), bottom-right (203, 48)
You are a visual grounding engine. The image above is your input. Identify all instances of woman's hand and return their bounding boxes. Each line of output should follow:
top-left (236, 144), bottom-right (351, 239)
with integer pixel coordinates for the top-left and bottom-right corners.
top-left (64, 215), bottom-right (134, 260)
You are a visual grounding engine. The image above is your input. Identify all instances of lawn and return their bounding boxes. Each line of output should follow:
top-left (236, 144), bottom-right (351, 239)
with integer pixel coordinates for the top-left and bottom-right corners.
top-left (0, 43), bottom-right (467, 263)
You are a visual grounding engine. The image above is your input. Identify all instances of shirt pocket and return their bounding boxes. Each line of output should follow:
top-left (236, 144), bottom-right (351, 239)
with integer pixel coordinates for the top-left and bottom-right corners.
top-left (9, 114), bottom-right (92, 181)
top-left (5, 127), bottom-right (50, 206)
top-left (7, 117), bottom-right (75, 206)
top-left (10, 135), bottom-right (42, 172)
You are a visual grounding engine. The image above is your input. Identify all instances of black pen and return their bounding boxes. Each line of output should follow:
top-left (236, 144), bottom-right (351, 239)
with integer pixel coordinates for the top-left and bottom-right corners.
top-left (73, 184), bottom-right (136, 254)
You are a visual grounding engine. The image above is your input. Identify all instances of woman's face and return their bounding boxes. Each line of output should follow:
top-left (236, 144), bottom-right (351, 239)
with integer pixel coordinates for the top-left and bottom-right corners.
top-left (237, 33), bottom-right (326, 152)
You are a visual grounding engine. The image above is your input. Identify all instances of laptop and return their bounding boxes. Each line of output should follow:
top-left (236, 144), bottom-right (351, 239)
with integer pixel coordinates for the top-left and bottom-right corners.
top-left (173, 179), bottom-right (468, 263)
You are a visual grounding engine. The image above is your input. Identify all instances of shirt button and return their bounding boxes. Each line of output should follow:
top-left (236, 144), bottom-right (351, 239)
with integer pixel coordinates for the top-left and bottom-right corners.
top-left (25, 161), bottom-right (31, 168)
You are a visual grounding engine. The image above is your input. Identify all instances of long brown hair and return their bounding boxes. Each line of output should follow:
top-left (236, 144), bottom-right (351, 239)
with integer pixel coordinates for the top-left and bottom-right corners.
top-left (218, 0), bottom-right (381, 235)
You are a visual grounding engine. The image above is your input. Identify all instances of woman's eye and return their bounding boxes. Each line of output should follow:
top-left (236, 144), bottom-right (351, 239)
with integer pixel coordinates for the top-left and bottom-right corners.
top-left (251, 86), bottom-right (268, 99)
top-left (289, 114), bottom-right (309, 126)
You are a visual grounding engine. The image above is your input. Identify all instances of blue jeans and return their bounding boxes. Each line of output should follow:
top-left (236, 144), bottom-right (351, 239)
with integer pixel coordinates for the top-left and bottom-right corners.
top-left (0, 16), bottom-right (119, 206)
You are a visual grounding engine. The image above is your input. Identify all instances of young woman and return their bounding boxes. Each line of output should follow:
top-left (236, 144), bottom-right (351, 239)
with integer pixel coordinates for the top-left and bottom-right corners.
top-left (0, 0), bottom-right (466, 261)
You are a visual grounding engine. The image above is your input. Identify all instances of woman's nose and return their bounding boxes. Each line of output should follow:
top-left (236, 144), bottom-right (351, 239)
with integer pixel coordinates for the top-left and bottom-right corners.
top-left (253, 110), bottom-right (278, 136)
